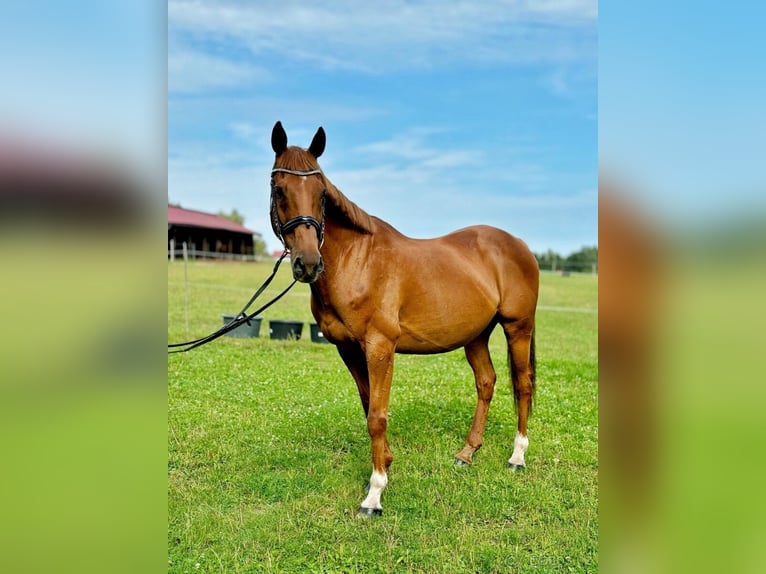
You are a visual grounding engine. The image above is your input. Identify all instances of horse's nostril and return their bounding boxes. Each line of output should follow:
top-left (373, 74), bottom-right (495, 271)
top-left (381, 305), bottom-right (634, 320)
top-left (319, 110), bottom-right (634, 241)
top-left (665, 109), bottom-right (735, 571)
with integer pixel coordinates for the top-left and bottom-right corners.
top-left (293, 256), bottom-right (306, 275)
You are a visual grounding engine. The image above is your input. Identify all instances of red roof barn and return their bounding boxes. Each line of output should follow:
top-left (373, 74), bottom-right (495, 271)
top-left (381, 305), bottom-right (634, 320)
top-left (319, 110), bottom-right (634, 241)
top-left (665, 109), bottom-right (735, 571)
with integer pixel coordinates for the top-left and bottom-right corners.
top-left (168, 205), bottom-right (259, 259)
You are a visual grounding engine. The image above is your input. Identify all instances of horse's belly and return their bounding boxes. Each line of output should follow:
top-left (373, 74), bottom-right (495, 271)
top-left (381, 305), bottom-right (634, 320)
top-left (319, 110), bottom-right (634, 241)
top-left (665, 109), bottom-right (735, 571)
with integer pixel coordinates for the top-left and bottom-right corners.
top-left (396, 311), bottom-right (495, 354)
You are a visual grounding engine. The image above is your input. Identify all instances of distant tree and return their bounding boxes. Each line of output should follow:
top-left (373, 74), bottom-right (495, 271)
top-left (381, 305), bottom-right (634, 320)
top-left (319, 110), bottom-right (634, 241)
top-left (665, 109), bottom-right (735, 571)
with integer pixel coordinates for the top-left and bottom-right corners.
top-left (253, 235), bottom-right (269, 258)
top-left (565, 246), bottom-right (598, 273)
top-left (217, 208), bottom-right (246, 225)
top-left (534, 249), bottom-right (563, 271)
top-left (534, 246), bottom-right (598, 273)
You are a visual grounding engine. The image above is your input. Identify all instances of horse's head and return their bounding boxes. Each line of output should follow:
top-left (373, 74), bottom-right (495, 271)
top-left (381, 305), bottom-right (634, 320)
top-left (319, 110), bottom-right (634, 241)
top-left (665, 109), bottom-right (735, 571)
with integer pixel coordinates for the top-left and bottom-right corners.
top-left (270, 121), bottom-right (327, 283)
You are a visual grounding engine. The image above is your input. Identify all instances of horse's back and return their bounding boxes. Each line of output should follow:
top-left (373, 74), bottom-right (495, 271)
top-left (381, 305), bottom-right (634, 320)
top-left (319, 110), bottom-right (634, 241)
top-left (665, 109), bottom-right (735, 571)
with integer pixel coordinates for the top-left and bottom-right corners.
top-left (379, 223), bottom-right (538, 352)
top-left (442, 225), bottom-right (539, 287)
top-left (444, 224), bottom-right (535, 258)
top-left (377, 219), bottom-right (537, 271)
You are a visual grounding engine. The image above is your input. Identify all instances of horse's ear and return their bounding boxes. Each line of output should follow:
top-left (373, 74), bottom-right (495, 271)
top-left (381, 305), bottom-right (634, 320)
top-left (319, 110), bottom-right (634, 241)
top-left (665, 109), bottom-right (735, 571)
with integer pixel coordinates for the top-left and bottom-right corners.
top-left (309, 126), bottom-right (326, 158)
top-left (271, 121), bottom-right (288, 156)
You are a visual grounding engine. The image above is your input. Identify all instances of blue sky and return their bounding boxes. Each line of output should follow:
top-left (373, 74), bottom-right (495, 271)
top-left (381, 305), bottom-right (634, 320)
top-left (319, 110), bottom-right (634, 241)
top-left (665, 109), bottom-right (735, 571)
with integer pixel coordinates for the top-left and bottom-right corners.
top-left (600, 2), bottom-right (766, 227)
top-left (1, 1), bottom-right (162, 173)
top-left (168, 0), bottom-right (597, 255)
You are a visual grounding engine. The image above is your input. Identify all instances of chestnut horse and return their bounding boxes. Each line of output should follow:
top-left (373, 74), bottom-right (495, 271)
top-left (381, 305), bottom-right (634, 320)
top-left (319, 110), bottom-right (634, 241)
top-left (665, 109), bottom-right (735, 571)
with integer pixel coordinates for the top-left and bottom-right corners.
top-left (269, 122), bottom-right (538, 517)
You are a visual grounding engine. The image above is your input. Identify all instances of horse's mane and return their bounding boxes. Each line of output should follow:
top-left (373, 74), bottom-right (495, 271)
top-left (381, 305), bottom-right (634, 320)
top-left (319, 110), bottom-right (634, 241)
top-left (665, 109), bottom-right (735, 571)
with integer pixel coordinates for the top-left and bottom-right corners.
top-left (324, 182), bottom-right (374, 235)
top-left (275, 147), bottom-right (374, 235)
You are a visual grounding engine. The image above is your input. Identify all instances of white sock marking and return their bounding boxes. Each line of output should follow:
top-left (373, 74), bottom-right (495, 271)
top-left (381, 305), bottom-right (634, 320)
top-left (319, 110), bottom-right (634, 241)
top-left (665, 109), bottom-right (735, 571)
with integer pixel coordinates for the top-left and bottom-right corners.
top-left (508, 431), bottom-right (529, 467)
top-left (360, 470), bottom-right (387, 510)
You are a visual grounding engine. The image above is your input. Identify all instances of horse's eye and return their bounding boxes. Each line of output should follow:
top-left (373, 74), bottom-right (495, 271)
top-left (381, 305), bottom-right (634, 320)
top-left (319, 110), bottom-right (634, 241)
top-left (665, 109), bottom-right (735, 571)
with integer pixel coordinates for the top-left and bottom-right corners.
top-left (273, 185), bottom-right (285, 199)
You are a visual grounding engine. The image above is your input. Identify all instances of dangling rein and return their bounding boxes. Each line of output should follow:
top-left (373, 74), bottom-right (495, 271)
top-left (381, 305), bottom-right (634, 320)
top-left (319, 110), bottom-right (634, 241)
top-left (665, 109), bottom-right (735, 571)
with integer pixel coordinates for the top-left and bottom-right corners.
top-left (169, 167), bottom-right (324, 354)
top-left (167, 251), bottom-right (296, 354)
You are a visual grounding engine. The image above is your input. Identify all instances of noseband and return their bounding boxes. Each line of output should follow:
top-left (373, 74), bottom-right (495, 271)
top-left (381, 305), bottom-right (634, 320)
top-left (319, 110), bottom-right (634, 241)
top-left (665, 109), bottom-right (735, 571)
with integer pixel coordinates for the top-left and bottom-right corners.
top-left (270, 168), bottom-right (326, 248)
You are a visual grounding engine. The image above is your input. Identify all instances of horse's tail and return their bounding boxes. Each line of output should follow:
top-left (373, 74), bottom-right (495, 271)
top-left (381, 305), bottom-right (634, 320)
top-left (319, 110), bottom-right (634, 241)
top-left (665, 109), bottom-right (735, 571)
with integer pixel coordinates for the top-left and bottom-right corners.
top-left (509, 331), bottom-right (536, 416)
top-left (529, 332), bottom-right (536, 412)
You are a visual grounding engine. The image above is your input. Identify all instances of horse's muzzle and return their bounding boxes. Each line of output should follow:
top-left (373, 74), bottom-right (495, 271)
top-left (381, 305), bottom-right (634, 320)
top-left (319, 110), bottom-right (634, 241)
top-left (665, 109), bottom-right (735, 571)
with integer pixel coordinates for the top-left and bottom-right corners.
top-left (292, 254), bottom-right (324, 283)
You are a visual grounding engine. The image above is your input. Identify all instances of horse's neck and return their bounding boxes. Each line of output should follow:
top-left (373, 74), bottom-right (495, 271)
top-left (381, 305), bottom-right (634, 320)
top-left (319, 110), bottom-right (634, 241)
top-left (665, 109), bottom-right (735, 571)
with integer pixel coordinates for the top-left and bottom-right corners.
top-left (312, 181), bottom-right (375, 304)
top-left (312, 223), bottom-right (368, 308)
top-left (321, 207), bottom-right (374, 273)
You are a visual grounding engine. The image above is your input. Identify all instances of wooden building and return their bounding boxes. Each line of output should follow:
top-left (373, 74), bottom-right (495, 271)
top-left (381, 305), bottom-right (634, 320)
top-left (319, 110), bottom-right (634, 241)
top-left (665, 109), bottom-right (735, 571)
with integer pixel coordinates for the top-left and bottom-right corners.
top-left (168, 205), bottom-right (259, 259)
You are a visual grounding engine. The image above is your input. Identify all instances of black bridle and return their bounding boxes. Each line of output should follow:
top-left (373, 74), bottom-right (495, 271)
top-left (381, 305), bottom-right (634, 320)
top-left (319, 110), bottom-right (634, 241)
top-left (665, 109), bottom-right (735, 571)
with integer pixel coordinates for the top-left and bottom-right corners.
top-left (270, 168), bottom-right (326, 248)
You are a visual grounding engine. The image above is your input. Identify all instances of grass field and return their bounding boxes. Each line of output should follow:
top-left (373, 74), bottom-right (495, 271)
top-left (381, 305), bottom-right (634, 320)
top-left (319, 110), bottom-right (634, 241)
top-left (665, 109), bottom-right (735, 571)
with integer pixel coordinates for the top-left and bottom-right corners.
top-left (168, 260), bottom-right (598, 573)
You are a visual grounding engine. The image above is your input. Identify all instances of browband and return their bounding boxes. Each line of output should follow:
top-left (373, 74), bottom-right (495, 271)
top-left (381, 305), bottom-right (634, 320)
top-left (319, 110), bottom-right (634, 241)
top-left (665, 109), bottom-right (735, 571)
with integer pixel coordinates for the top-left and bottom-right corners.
top-left (271, 168), bottom-right (323, 176)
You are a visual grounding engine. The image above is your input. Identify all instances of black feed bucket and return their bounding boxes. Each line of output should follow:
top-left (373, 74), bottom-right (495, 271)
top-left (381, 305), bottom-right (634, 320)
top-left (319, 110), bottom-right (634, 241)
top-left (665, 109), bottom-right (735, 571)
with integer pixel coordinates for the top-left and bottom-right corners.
top-left (269, 319), bottom-right (304, 340)
top-left (221, 314), bottom-right (262, 338)
top-left (310, 323), bottom-right (330, 344)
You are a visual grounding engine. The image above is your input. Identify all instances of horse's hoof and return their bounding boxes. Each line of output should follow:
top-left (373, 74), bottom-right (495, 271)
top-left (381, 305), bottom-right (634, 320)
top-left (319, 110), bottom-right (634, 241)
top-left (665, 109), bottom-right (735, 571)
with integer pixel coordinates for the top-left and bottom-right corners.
top-left (506, 462), bottom-right (526, 471)
top-left (454, 457), bottom-right (471, 466)
top-left (356, 507), bottom-right (383, 518)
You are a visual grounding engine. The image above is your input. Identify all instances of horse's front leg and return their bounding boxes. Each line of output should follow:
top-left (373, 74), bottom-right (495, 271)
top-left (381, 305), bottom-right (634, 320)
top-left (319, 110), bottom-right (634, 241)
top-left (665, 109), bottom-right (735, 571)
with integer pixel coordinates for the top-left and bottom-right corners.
top-left (337, 343), bottom-right (370, 417)
top-left (357, 329), bottom-right (396, 517)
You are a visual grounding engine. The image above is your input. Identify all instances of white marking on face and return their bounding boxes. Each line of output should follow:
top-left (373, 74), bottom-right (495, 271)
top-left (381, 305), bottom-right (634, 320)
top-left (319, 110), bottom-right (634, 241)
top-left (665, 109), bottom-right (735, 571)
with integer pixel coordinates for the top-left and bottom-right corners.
top-left (360, 470), bottom-right (387, 510)
top-left (508, 431), bottom-right (529, 467)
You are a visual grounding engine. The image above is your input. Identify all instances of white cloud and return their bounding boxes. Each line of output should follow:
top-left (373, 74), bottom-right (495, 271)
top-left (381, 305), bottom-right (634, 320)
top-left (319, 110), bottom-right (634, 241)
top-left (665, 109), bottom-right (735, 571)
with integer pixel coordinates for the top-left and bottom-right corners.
top-left (353, 129), bottom-right (483, 170)
top-left (356, 134), bottom-right (436, 161)
top-left (168, 0), bottom-right (596, 72)
top-left (169, 46), bottom-right (271, 93)
top-left (513, 0), bottom-right (597, 21)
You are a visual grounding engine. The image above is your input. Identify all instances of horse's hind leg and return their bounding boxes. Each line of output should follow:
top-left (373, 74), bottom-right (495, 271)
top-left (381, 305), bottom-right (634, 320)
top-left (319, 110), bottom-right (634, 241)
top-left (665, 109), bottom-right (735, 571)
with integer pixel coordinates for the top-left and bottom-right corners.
top-left (502, 320), bottom-right (535, 470)
top-left (455, 331), bottom-right (497, 465)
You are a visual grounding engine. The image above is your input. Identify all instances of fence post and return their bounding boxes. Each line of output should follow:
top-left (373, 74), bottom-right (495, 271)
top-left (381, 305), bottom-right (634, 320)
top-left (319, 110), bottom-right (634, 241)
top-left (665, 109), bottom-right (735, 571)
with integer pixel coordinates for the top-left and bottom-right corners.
top-left (169, 238), bottom-right (175, 262)
top-left (182, 242), bottom-right (189, 334)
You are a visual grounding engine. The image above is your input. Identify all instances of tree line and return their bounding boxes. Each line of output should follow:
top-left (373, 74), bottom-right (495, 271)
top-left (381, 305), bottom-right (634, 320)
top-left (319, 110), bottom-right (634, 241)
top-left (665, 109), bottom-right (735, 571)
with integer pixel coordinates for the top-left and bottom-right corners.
top-left (534, 245), bottom-right (598, 273)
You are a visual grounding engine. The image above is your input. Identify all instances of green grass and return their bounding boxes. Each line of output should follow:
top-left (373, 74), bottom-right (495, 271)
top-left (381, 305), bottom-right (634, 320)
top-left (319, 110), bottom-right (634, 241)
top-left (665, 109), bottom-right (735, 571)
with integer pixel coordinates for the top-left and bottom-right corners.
top-left (168, 261), bottom-right (597, 573)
